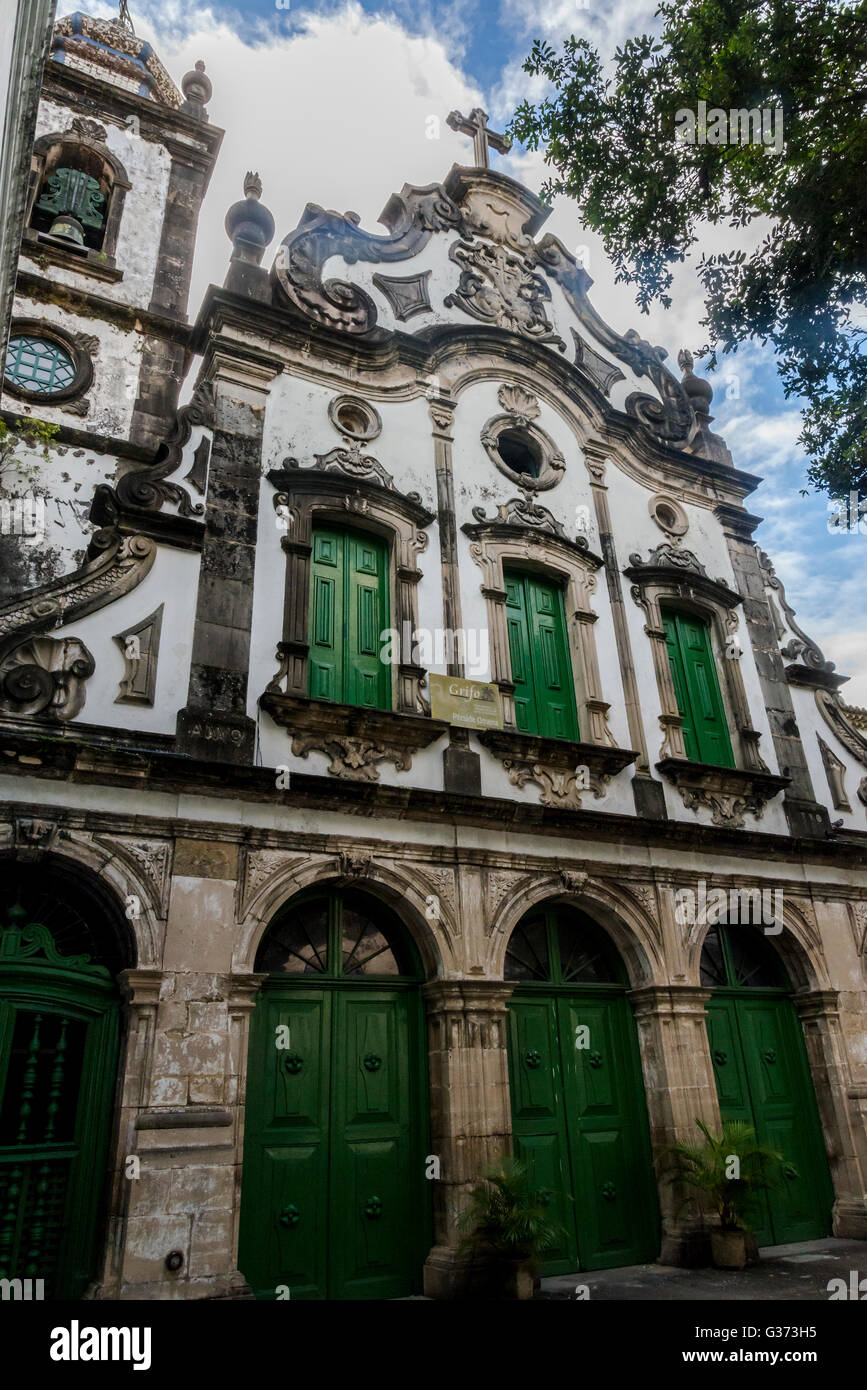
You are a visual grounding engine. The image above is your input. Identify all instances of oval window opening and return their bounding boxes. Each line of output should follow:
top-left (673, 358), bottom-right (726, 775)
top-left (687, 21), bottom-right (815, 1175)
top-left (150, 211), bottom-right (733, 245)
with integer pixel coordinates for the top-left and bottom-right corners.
top-left (497, 428), bottom-right (542, 478)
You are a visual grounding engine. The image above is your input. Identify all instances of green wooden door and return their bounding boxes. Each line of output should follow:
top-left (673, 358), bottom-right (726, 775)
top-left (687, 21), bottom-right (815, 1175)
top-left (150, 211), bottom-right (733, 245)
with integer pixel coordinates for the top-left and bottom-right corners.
top-left (703, 927), bottom-right (833, 1245)
top-left (239, 890), bottom-right (428, 1300)
top-left (505, 570), bottom-right (579, 740)
top-left (506, 906), bottom-right (658, 1273)
top-left (0, 904), bottom-right (119, 1299)
top-left (662, 609), bottom-right (734, 766)
top-left (308, 527), bottom-right (390, 710)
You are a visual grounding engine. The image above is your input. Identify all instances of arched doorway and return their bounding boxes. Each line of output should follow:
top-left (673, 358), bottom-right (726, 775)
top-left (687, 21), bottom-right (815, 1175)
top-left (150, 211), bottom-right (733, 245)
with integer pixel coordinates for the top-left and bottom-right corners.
top-left (239, 887), bottom-right (430, 1300)
top-left (0, 864), bottom-right (127, 1298)
top-left (505, 902), bottom-right (658, 1272)
top-left (703, 924), bottom-right (833, 1244)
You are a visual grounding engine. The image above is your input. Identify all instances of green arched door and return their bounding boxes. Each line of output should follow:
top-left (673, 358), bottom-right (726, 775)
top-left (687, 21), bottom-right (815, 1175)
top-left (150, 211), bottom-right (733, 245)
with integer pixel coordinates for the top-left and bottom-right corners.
top-left (703, 925), bottom-right (833, 1244)
top-left (506, 904), bottom-right (658, 1273)
top-left (239, 888), bottom-right (430, 1300)
top-left (0, 901), bottom-right (120, 1299)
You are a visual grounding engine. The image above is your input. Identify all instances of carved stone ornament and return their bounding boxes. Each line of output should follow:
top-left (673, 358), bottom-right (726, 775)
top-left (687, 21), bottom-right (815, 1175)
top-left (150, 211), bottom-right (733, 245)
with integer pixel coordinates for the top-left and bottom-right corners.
top-left (69, 116), bottom-right (109, 143)
top-left (94, 834), bottom-right (172, 915)
top-left (656, 759), bottom-right (790, 829)
top-left (478, 729), bottom-right (637, 810)
top-left (756, 548), bottom-right (845, 691)
top-left (308, 444), bottom-right (394, 490)
top-left (497, 384), bottom-right (541, 426)
top-left (113, 604), bottom-right (163, 705)
top-left (571, 329), bottom-right (625, 397)
top-left (559, 869), bottom-right (589, 893)
top-left (470, 496), bottom-right (569, 540)
top-left (241, 848), bottom-right (307, 912)
top-left (92, 380), bottom-right (214, 524)
top-left (0, 531), bottom-right (156, 658)
top-left (480, 412), bottom-right (566, 493)
top-left (0, 634), bottom-right (94, 720)
top-left (817, 735), bottom-right (851, 810)
top-left (335, 850), bottom-right (373, 879)
top-left (371, 270), bottom-right (432, 322)
top-left (259, 694), bottom-right (448, 782)
top-left (445, 239), bottom-right (566, 350)
top-left (12, 817), bottom-right (68, 862)
top-left (859, 777), bottom-right (867, 808)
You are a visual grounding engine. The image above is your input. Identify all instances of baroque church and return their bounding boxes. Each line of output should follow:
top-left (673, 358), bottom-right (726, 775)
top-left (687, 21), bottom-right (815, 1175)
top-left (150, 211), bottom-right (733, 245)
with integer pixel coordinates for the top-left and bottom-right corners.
top-left (0, 7), bottom-right (866, 1301)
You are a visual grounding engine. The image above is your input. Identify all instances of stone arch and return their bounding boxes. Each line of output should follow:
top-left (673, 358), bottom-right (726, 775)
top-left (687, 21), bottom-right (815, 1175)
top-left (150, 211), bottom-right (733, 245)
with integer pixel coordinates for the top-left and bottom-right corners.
top-left (487, 870), bottom-right (662, 987)
top-left (234, 853), bottom-right (454, 978)
top-left (29, 130), bottom-right (131, 261)
top-left (687, 901), bottom-right (829, 994)
top-left (0, 836), bottom-right (154, 970)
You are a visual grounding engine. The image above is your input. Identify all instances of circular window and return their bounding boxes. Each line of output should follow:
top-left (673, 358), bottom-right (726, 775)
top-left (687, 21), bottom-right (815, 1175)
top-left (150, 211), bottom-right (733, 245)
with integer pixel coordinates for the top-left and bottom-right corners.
top-left (5, 335), bottom-right (76, 395)
top-left (328, 393), bottom-right (381, 443)
top-left (2, 320), bottom-right (92, 405)
top-left (649, 494), bottom-right (688, 538)
top-left (481, 414), bottom-right (565, 491)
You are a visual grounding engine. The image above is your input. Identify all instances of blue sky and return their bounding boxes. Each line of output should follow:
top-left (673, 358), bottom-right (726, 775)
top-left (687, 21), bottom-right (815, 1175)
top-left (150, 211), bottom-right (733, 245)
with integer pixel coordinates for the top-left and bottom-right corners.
top-left (87, 0), bottom-right (866, 700)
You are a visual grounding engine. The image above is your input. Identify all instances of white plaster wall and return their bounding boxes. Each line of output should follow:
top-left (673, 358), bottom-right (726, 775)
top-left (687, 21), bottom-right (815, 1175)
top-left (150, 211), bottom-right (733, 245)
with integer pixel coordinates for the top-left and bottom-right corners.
top-left (28, 96), bottom-right (172, 309)
top-left (48, 544), bottom-right (199, 736)
top-left (791, 683), bottom-right (866, 830)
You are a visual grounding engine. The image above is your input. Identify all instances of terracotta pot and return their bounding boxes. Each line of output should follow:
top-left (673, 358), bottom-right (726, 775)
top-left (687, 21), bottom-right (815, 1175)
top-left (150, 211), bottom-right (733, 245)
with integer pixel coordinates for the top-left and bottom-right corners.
top-left (711, 1229), bottom-right (759, 1270)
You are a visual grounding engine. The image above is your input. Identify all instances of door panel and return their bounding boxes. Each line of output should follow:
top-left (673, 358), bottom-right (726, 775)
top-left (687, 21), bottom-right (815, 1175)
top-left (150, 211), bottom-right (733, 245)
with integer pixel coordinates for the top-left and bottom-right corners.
top-left (707, 994), bottom-right (832, 1245)
top-left (308, 528), bottom-right (389, 710)
top-left (736, 998), bottom-right (831, 1243)
top-left (558, 996), bottom-right (656, 1269)
top-left (662, 610), bottom-right (733, 767)
top-left (241, 985), bottom-right (424, 1300)
top-left (508, 991), bottom-right (657, 1274)
top-left (504, 571), bottom-right (578, 741)
top-left (507, 998), bottom-right (576, 1272)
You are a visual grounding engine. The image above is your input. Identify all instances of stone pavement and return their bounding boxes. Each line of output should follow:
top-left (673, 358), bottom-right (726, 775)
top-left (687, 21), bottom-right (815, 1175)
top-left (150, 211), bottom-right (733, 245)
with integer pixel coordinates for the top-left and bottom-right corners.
top-left (537, 1237), bottom-right (867, 1300)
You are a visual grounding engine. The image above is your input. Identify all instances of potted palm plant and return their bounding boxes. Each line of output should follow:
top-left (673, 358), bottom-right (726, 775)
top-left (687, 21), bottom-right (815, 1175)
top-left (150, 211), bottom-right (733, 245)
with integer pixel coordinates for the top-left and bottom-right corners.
top-left (458, 1157), bottom-right (564, 1299)
top-left (660, 1119), bottom-right (789, 1269)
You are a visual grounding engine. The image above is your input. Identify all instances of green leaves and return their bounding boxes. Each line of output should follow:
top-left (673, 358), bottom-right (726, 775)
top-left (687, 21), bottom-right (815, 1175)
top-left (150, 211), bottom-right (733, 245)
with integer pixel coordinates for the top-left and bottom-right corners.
top-left (660, 1118), bottom-right (790, 1231)
top-left (459, 1157), bottom-right (566, 1260)
top-left (507, 0), bottom-right (867, 495)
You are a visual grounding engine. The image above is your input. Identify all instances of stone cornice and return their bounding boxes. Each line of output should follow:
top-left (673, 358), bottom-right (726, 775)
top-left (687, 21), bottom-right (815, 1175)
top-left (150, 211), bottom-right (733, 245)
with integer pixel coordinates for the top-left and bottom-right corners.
top-left (190, 289), bottom-right (761, 503)
top-left (41, 66), bottom-right (224, 175)
top-left (1, 758), bottom-right (865, 864)
top-left (14, 268), bottom-right (194, 344)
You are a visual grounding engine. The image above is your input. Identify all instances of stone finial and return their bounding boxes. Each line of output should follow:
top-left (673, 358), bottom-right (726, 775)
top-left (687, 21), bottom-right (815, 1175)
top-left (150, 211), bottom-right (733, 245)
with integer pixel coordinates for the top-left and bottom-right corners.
top-left (181, 59), bottom-right (212, 120)
top-left (225, 172), bottom-right (275, 268)
top-left (677, 347), bottom-right (713, 416)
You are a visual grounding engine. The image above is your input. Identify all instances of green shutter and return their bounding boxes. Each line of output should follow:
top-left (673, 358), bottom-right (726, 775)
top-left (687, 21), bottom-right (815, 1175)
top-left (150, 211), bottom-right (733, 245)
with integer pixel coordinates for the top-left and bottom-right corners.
top-left (308, 527), bottom-right (389, 711)
top-left (662, 609), bottom-right (734, 767)
top-left (505, 571), bottom-right (578, 740)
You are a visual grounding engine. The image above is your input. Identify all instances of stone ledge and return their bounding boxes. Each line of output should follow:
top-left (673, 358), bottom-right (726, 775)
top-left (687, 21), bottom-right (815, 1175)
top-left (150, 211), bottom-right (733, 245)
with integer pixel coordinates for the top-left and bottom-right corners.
top-left (260, 692), bottom-right (449, 781)
top-left (656, 757), bottom-right (790, 830)
top-left (479, 728), bottom-right (638, 810)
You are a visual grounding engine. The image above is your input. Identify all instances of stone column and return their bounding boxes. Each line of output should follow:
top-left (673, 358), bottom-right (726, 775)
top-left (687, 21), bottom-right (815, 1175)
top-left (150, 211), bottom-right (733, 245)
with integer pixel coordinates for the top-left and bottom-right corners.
top-left (176, 346), bottom-right (283, 763)
top-left (794, 989), bottom-right (867, 1239)
top-left (422, 979), bottom-right (514, 1297)
top-left (429, 392), bottom-right (481, 795)
top-left (628, 984), bottom-right (719, 1265)
top-left (582, 442), bottom-right (666, 819)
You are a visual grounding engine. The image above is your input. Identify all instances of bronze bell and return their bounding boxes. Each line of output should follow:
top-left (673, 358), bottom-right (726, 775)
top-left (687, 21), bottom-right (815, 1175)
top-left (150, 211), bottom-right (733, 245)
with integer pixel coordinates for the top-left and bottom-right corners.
top-left (48, 213), bottom-right (85, 246)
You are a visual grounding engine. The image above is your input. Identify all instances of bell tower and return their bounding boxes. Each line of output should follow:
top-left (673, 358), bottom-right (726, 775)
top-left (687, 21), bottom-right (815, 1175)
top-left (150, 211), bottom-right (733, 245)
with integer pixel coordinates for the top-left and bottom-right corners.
top-left (2, 7), bottom-right (223, 450)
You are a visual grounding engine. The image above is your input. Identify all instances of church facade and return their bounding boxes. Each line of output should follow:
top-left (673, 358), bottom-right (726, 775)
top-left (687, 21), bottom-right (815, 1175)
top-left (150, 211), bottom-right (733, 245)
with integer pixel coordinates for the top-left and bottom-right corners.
top-left (1, 9), bottom-right (866, 1301)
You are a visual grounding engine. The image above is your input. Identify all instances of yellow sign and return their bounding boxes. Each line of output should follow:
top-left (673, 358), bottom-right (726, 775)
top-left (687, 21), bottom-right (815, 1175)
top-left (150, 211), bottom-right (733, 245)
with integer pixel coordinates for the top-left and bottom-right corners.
top-left (429, 673), bottom-right (503, 730)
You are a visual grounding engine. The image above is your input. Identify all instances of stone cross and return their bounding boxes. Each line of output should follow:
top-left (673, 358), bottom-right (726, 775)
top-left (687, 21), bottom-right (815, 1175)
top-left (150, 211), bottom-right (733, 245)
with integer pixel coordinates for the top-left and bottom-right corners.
top-left (446, 108), bottom-right (512, 169)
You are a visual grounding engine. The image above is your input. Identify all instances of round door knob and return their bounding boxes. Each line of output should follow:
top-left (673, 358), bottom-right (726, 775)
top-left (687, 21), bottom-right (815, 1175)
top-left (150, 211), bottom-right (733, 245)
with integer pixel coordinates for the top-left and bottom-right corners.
top-left (279, 1204), bottom-right (300, 1227)
top-left (588, 1050), bottom-right (603, 1069)
top-left (283, 1053), bottom-right (303, 1074)
top-left (524, 1050), bottom-right (541, 1069)
top-left (713, 1049), bottom-right (728, 1066)
top-left (601, 1181), bottom-right (617, 1202)
top-left (364, 1196), bottom-right (382, 1219)
top-left (763, 1048), bottom-right (777, 1064)
top-left (363, 1053), bottom-right (382, 1072)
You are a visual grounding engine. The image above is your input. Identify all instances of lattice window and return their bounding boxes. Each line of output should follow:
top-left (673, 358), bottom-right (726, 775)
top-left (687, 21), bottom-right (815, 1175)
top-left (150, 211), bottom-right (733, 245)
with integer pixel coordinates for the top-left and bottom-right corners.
top-left (4, 336), bottom-right (77, 396)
